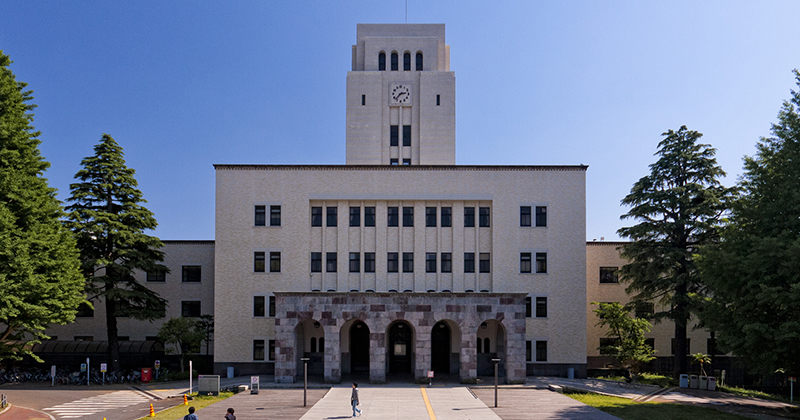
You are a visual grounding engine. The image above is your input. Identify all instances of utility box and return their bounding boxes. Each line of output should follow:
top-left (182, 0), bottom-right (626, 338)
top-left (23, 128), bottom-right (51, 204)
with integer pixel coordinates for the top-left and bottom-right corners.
top-left (227, 366), bottom-right (235, 379)
top-left (699, 376), bottom-right (708, 390)
top-left (679, 374), bottom-right (689, 388)
top-left (141, 368), bottom-right (152, 383)
top-left (690, 375), bottom-right (698, 389)
top-left (198, 375), bottom-right (220, 396)
top-left (708, 376), bottom-right (717, 391)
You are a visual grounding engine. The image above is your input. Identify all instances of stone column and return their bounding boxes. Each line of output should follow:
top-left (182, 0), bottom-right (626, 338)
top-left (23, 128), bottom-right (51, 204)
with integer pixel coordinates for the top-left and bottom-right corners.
top-left (415, 325), bottom-right (431, 383)
top-left (460, 329), bottom-right (477, 383)
top-left (274, 317), bottom-right (298, 383)
top-left (323, 323), bottom-right (341, 383)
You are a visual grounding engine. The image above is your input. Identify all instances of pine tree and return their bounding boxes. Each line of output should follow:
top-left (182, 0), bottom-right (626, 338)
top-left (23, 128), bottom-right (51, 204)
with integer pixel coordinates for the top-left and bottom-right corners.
top-left (618, 126), bottom-right (733, 379)
top-left (0, 51), bottom-right (85, 361)
top-left (66, 134), bottom-right (167, 373)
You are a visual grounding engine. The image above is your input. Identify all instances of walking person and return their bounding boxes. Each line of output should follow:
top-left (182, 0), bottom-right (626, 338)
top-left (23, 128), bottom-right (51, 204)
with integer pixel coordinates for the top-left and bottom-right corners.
top-left (351, 382), bottom-right (362, 417)
top-left (184, 406), bottom-right (198, 420)
top-left (224, 407), bottom-right (236, 420)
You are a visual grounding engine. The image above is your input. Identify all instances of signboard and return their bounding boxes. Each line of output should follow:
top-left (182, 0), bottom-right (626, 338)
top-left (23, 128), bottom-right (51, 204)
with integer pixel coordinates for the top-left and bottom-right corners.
top-left (427, 371), bottom-right (434, 378)
top-left (51, 365), bottom-right (56, 378)
top-left (155, 360), bottom-right (160, 369)
top-left (251, 376), bottom-right (260, 386)
top-left (80, 363), bottom-right (87, 372)
top-left (790, 377), bottom-right (796, 382)
top-left (100, 363), bottom-right (107, 373)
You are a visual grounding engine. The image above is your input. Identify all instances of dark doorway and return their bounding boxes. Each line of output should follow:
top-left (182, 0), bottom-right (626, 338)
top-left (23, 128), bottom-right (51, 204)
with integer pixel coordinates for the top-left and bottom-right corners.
top-left (431, 321), bottom-right (451, 374)
top-left (389, 321), bottom-right (412, 373)
top-left (350, 321), bottom-right (370, 373)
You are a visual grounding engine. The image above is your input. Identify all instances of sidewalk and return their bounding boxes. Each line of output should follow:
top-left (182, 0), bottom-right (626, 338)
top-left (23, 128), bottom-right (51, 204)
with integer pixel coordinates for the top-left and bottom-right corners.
top-left (0, 404), bottom-right (54, 420)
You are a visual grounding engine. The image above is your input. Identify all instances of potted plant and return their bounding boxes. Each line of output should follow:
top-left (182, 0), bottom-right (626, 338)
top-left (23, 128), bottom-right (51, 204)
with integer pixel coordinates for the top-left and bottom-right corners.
top-left (692, 353), bottom-right (711, 390)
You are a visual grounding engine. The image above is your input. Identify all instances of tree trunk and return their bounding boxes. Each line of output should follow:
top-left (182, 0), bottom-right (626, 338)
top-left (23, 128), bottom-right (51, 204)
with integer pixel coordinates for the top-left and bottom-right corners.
top-left (105, 285), bottom-right (121, 375)
top-left (673, 283), bottom-right (689, 379)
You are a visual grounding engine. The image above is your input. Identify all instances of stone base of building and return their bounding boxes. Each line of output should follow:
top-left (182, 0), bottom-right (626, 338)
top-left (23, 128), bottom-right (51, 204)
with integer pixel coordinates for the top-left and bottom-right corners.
top-left (214, 362), bottom-right (275, 377)
top-left (527, 363), bottom-right (587, 378)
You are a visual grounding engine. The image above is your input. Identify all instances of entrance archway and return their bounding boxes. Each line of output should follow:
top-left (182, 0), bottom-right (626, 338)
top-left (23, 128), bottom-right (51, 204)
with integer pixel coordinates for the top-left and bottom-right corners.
top-left (388, 320), bottom-right (413, 373)
top-left (349, 320), bottom-right (370, 373)
top-left (431, 321), bottom-right (451, 374)
top-left (294, 319), bottom-right (324, 379)
top-left (476, 319), bottom-right (506, 377)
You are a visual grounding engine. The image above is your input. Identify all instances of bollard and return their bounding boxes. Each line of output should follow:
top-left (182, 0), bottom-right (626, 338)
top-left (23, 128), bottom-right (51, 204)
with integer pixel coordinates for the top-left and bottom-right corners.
top-left (184, 394), bottom-right (188, 405)
top-left (149, 403), bottom-right (155, 417)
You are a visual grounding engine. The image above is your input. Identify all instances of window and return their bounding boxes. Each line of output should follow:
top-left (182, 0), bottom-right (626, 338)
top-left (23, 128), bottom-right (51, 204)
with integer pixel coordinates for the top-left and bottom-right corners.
top-left (387, 253), bottom-right (399, 273)
top-left (349, 252), bottom-right (360, 273)
top-left (269, 339), bottom-right (276, 361)
top-left (426, 253), bottom-right (436, 273)
top-left (671, 338), bottom-right (691, 355)
top-left (254, 251), bottom-right (266, 272)
top-left (535, 253), bottom-right (547, 273)
top-left (76, 302), bottom-right (94, 317)
top-left (520, 253), bottom-right (532, 273)
top-left (311, 252), bottom-right (322, 273)
top-left (391, 52), bottom-right (398, 71)
top-left (441, 253), bottom-right (452, 273)
top-left (182, 301), bottom-right (201, 317)
top-left (425, 207), bottom-right (436, 227)
top-left (402, 252), bottom-right (414, 272)
top-left (361, 94), bottom-right (365, 106)
top-left (311, 207), bottom-right (322, 227)
top-left (402, 125), bottom-right (411, 146)
top-left (520, 206), bottom-right (531, 227)
top-left (416, 52), bottom-right (423, 70)
top-left (350, 207), bottom-right (361, 227)
top-left (255, 205), bottom-right (266, 226)
top-left (479, 253), bottom-right (490, 273)
top-left (146, 271), bottom-right (165, 282)
top-left (477, 338), bottom-right (482, 353)
top-left (402, 158), bottom-right (411, 165)
top-left (526, 297), bottom-right (532, 317)
top-left (646, 338), bottom-right (655, 351)
top-left (535, 206), bottom-right (547, 227)
top-left (536, 340), bottom-right (548, 362)
top-left (388, 207), bottom-right (399, 227)
top-left (464, 253), bottom-right (475, 273)
top-left (270, 205), bottom-right (281, 226)
top-left (364, 252), bottom-right (376, 273)
top-left (479, 207), bottom-right (490, 227)
top-left (390, 158), bottom-right (398, 165)
top-left (182, 266), bottom-right (201, 282)
top-left (441, 207), bottom-right (452, 227)
top-left (326, 252), bottom-right (337, 272)
top-left (707, 337), bottom-right (716, 355)
top-left (600, 267), bottom-right (619, 283)
top-left (436, 94), bottom-right (440, 106)
top-left (74, 336), bottom-right (93, 341)
top-left (403, 52), bottom-right (411, 71)
top-left (526, 341), bottom-right (532, 361)
top-left (402, 207), bottom-right (414, 227)
top-left (464, 207), bottom-right (475, 227)
top-left (269, 296), bottom-right (275, 317)
top-left (270, 252), bottom-right (281, 272)
top-left (326, 207), bottom-right (337, 227)
top-left (635, 302), bottom-right (654, 319)
top-left (390, 125), bottom-right (399, 146)
top-left (254, 296), bottom-right (265, 317)
top-left (364, 207), bottom-right (376, 227)
top-left (536, 297), bottom-right (547, 318)
top-left (310, 337), bottom-right (317, 353)
top-left (253, 339), bottom-right (265, 361)
top-left (599, 337), bottom-right (619, 352)
top-left (378, 52), bottom-right (386, 71)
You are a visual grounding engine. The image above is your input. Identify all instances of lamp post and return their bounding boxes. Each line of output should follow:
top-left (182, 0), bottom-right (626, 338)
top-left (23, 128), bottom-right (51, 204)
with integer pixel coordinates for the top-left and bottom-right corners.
top-left (300, 358), bottom-right (310, 407)
top-left (491, 358), bottom-right (501, 407)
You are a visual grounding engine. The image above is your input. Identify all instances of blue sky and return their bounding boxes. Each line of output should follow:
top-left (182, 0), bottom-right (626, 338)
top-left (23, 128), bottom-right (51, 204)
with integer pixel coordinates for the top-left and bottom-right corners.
top-left (2, 1), bottom-right (799, 241)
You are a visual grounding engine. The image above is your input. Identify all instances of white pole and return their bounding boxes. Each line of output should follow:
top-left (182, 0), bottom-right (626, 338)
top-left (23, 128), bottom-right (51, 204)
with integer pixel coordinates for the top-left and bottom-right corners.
top-left (86, 357), bottom-right (90, 386)
top-left (189, 360), bottom-right (193, 395)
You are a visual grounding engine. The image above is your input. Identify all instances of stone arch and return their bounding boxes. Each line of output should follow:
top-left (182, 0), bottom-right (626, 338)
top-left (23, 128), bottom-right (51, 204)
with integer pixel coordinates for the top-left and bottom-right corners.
top-left (294, 318), bottom-right (324, 380)
top-left (477, 319), bottom-right (507, 378)
top-left (432, 319), bottom-right (461, 376)
top-left (386, 319), bottom-right (415, 375)
top-left (340, 318), bottom-right (370, 375)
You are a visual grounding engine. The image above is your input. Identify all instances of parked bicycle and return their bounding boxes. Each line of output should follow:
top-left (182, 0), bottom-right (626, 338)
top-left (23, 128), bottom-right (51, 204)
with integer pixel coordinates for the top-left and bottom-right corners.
top-left (618, 374), bottom-right (643, 390)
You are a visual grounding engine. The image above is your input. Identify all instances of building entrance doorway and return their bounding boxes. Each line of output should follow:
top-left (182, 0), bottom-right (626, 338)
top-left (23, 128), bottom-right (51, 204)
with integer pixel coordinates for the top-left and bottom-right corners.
top-left (431, 321), bottom-right (451, 374)
top-left (350, 320), bottom-right (370, 373)
top-left (388, 321), bottom-right (412, 373)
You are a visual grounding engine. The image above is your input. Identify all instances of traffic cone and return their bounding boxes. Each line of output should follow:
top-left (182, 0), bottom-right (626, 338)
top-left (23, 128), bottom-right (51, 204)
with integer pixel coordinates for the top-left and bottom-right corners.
top-left (183, 394), bottom-right (188, 405)
top-left (149, 403), bottom-right (155, 417)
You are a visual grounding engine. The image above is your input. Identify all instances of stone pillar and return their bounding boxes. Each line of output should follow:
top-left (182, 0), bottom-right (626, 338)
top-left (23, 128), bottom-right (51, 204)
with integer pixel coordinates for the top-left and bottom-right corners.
top-left (274, 316), bottom-right (298, 383)
top-left (323, 323), bottom-right (341, 383)
top-left (505, 317), bottom-right (527, 384)
top-left (370, 330), bottom-right (386, 383)
top-left (415, 325), bottom-right (431, 383)
top-left (460, 330), bottom-right (477, 383)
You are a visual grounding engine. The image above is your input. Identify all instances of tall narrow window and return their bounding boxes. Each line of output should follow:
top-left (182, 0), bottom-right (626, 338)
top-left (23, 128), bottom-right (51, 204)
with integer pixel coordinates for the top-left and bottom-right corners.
top-left (310, 337), bottom-right (317, 353)
top-left (526, 341), bottom-right (532, 362)
top-left (441, 253), bottom-right (452, 273)
top-left (378, 52), bottom-right (386, 71)
top-left (390, 125), bottom-right (399, 146)
top-left (254, 252), bottom-right (266, 272)
top-left (255, 205), bottom-right (266, 226)
top-left (526, 297), bottom-right (532, 317)
top-left (391, 52), bottom-right (398, 71)
top-left (441, 207), bottom-right (452, 227)
top-left (388, 207), bottom-right (399, 227)
top-left (270, 205), bottom-right (281, 226)
top-left (326, 207), bottom-right (337, 227)
top-left (402, 207), bottom-right (414, 227)
top-left (520, 252), bottom-right (532, 273)
top-left (426, 253), bottom-right (436, 273)
top-left (436, 94), bottom-right (440, 106)
top-left (253, 340), bottom-right (265, 361)
top-left (361, 94), bottom-right (366, 106)
top-left (402, 125), bottom-right (411, 146)
top-left (364, 207), bottom-right (376, 227)
top-left (326, 252), bottom-right (337, 272)
top-left (479, 253), bottom-right (490, 273)
top-left (536, 253), bottom-right (547, 273)
top-left (253, 296), bottom-right (265, 317)
top-left (403, 52), bottom-right (411, 71)
top-left (479, 207), bottom-right (490, 227)
top-left (349, 252), bottom-right (360, 273)
top-left (402, 252), bottom-right (414, 272)
top-left (520, 206), bottom-right (532, 227)
top-left (269, 296), bottom-right (275, 317)
top-left (416, 52), bottom-right (423, 71)
top-left (426, 207), bottom-right (436, 227)
top-left (536, 340), bottom-right (547, 361)
top-left (350, 207), bottom-right (361, 227)
top-left (464, 207), bottom-right (475, 227)
top-left (464, 253), bottom-right (475, 273)
top-left (536, 297), bottom-right (547, 318)
top-left (311, 207), bottom-right (322, 227)
top-left (270, 252), bottom-right (281, 272)
top-left (311, 252), bottom-right (322, 273)
top-left (269, 340), bottom-right (275, 360)
top-left (387, 253), bottom-right (399, 273)
top-left (364, 252), bottom-right (376, 273)
top-left (535, 206), bottom-right (547, 227)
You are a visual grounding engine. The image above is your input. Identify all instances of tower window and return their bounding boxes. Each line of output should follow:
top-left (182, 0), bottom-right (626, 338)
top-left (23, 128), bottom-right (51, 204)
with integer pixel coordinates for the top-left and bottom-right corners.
top-left (350, 206), bottom-right (361, 227)
top-left (391, 52), bottom-right (398, 71)
top-left (403, 52), bottom-right (411, 71)
top-left (402, 159), bottom-right (411, 165)
top-left (361, 94), bottom-right (366, 106)
top-left (390, 158), bottom-right (399, 165)
top-left (402, 125), bottom-right (411, 146)
top-left (441, 207), bottom-right (452, 227)
top-left (379, 52), bottom-right (386, 71)
top-left (436, 94), bottom-right (440, 106)
top-left (402, 207), bottom-right (414, 227)
top-left (326, 207), bottom-right (337, 227)
top-left (390, 125), bottom-right (399, 146)
top-left (464, 253), bottom-right (475, 273)
top-left (416, 52), bottom-right (423, 71)
top-left (464, 207), bottom-right (475, 227)
top-left (387, 207), bottom-right (399, 227)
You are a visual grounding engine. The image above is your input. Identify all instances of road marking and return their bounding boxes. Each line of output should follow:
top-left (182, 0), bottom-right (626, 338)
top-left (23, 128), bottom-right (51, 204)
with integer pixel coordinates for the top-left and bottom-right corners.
top-left (420, 387), bottom-right (437, 420)
top-left (43, 390), bottom-right (152, 419)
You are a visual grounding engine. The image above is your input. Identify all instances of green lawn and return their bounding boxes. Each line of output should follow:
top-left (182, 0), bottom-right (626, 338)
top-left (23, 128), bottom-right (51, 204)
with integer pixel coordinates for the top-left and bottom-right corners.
top-left (137, 392), bottom-right (234, 420)
top-left (566, 392), bottom-right (748, 420)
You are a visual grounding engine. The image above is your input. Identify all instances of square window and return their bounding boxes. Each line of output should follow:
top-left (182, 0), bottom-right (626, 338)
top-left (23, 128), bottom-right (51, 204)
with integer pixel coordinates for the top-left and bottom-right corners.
top-left (600, 267), bottom-right (619, 284)
top-left (525, 297), bottom-right (532, 317)
top-left (402, 252), bottom-right (414, 273)
top-left (535, 206), bottom-right (547, 227)
top-left (350, 207), bottom-right (361, 227)
top-left (388, 207), bottom-right (399, 227)
top-left (326, 252), bottom-right (337, 272)
top-left (269, 296), bottom-right (276, 317)
top-left (270, 205), bottom-right (281, 226)
top-left (536, 297), bottom-right (547, 318)
top-left (426, 253), bottom-right (436, 273)
top-left (635, 302), bottom-right (654, 319)
top-left (181, 301), bottom-right (201, 317)
top-left (253, 339), bottom-right (265, 361)
top-left (364, 252), bottom-right (376, 273)
top-left (520, 252), bottom-right (532, 273)
top-left (402, 125), bottom-right (411, 146)
top-left (326, 207), bottom-right (337, 227)
top-left (387, 252), bottom-right (399, 273)
top-left (464, 253), bottom-right (475, 273)
top-left (182, 266), bottom-right (201, 282)
top-left (253, 296), bottom-right (265, 317)
top-left (479, 207), bottom-right (490, 227)
top-left (270, 252), bottom-right (281, 273)
top-left (402, 158), bottom-right (411, 165)
top-left (403, 207), bottom-right (414, 227)
top-left (441, 207), bottom-right (452, 227)
top-left (464, 207), bottom-right (475, 227)
top-left (390, 125), bottom-right (399, 146)
top-left (425, 207), bottom-right (436, 227)
top-left (441, 253), bottom-right (452, 273)
top-left (535, 253), bottom-right (547, 273)
top-left (364, 207), bottom-right (376, 227)
top-left (536, 340), bottom-right (547, 362)
top-left (311, 207), bottom-right (322, 227)
top-left (479, 253), bottom-right (490, 273)
top-left (254, 252), bottom-right (265, 272)
top-left (349, 252), bottom-right (360, 273)
top-left (146, 271), bottom-right (165, 282)
top-left (255, 205), bottom-right (266, 226)
top-left (520, 206), bottom-right (531, 227)
top-left (390, 158), bottom-right (399, 165)
top-left (311, 252), bottom-right (322, 273)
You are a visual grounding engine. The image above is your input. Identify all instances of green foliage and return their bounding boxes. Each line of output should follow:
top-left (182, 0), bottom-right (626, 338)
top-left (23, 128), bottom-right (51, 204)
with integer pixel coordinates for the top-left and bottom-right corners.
top-left (718, 385), bottom-right (795, 404)
top-left (566, 392), bottom-right (749, 420)
top-left (0, 51), bottom-right (85, 361)
top-left (699, 71), bottom-right (800, 377)
top-left (157, 317), bottom-right (204, 372)
top-left (195, 314), bottom-right (214, 355)
top-left (66, 134), bottom-right (167, 372)
top-left (592, 302), bottom-right (656, 370)
top-left (617, 126), bottom-right (734, 377)
top-left (691, 353), bottom-right (711, 376)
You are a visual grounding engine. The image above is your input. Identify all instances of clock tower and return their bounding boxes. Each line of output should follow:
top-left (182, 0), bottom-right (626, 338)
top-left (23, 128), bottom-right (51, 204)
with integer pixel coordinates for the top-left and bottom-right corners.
top-left (345, 24), bottom-right (455, 165)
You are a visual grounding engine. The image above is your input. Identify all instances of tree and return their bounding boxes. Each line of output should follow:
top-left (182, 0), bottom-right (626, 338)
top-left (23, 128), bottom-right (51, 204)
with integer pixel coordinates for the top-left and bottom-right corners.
top-left (618, 126), bottom-right (733, 378)
top-left (0, 51), bottom-right (85, 361)
top-left (157, 317), bottom-right (203, 373)
top-left (692, 353), bottom-right (711, 376)
top-left (66, 134), bottom-right (167, 373)
top-left (195, 314), bottom-right (214, 356)
top-left (592, 302), bottom-right (655, 371)
top-left (699, 70), bottom-right (800, 377)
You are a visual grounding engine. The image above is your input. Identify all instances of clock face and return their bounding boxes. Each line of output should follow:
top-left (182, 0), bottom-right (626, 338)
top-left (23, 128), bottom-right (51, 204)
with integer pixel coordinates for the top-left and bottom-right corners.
top-left (390, 84), bottom-right (411, 105)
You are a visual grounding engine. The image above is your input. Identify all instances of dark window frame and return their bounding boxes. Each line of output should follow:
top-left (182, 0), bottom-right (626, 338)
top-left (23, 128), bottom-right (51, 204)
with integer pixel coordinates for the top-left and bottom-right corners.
top-left (425, 207), bottom-right (436, 227)
top-left (441, 253), bottom-right (452, 273)
top-left (182, 265), bottom-right (201, 283)
top-left (349, 252), bottom-right (360, 273)
top-left (402, 125), bottom-right (411, 146)
top-left (536, 340), bottom-right (548, 362)
top-left (520, 252), bottom-right (532, 273)
top-left (326, 207), bottom-right (337, 227)
top-left (350, 207), bottom-right (361, 227)
top-left (253, 296), bottom-right (266, 317)
top-left (364, 252), bottom-right (376, 273)
top-left (388, 207), bottom-right (399, 227)
top-left (479, 253), bottom-right (490, 273)
top-left (270, 205), bottom-right (281, 226)
top-left (269, 296), bottom-right (276, 317)
top-left (403, 52), bottom-right (411, 70)
top-left (387, 252), bottom-right (399, 273)
top-left (416, 52), bottom-right (423, 71)
top-left (390, 52), bottom-right (398, 71)
top-left (378, 52), bottom-right (386, 71)
top-left (520, 206), bottom-right (532, 227)
top-left (146, 271), bottom-right (165, 282)
top-left (253, 339), bottom-right (265, 361)
top-left (390, 125), bottom-right (399, 146)
top-left (535, 206), bottom-right (547, 227)
top-left (479, 207), bottom-right (490, 227)
top-left (269, 252), bottom-right (281, 273)
top-left (402, 207), bottom-right (414, 227)
top-left (311, 252), bottom-right (322, 273)
top-left (181, 300), bottom-right (201, 318)
top-left (535, 253), bottom-right (547, 273)
top-left (600, 267), bottom-right (619, 284)
top-left (311, 207), bottom-right (322, 227)
top-left (536, 296), bottom-right (548, 318)
top-left (464, 207), bottom-right (475, 227)
top-left (364, 207), bottom-right (376, 227)
top-left (254, 251), bottom-right (266, 272)
top-left (402, 252), bottom-right (414, 273)
top-left (425, 252), bottom-right (436, 273)
top-left (441, 207), bottom-right (452, 227)
top-left (464, 252), bottom-right (475, 273)
top-left (255, 205), bottom-right (266, 226)
top-left (326, 252), bottom-right (337, 273)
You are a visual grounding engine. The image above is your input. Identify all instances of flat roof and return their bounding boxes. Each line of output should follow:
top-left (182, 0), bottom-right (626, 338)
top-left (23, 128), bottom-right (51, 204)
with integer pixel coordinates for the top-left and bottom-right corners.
top-left (214, 164), bottom-right (588, 172)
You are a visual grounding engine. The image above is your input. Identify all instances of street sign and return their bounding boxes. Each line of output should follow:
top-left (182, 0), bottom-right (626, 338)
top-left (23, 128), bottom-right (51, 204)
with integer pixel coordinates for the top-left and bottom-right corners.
top-left (789, 377), bottom-right (796, 382)
top-left (80, 363), bottom-right (87, 372)
top-left (100, 363), bottom-right (107, 373)
top-left (155, 360), bottom-right (161, 369)
top-left (427, 371), bottom-right (434, 378)
top-left (251, 376), bottom-right (260, 395)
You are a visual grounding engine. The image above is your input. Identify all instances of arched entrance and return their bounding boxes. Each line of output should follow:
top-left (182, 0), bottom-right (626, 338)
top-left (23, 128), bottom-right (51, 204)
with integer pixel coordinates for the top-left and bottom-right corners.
top-left (388, 321), bottom-right (413, 373)
top-left (349, 320), bottom-right (370, 373)
top-left (477, 319), bottom-right (506, 378)
top-left (295, 319), bottom-right (324, 379)
top-left (431, 321), bottom-right (451, 374)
